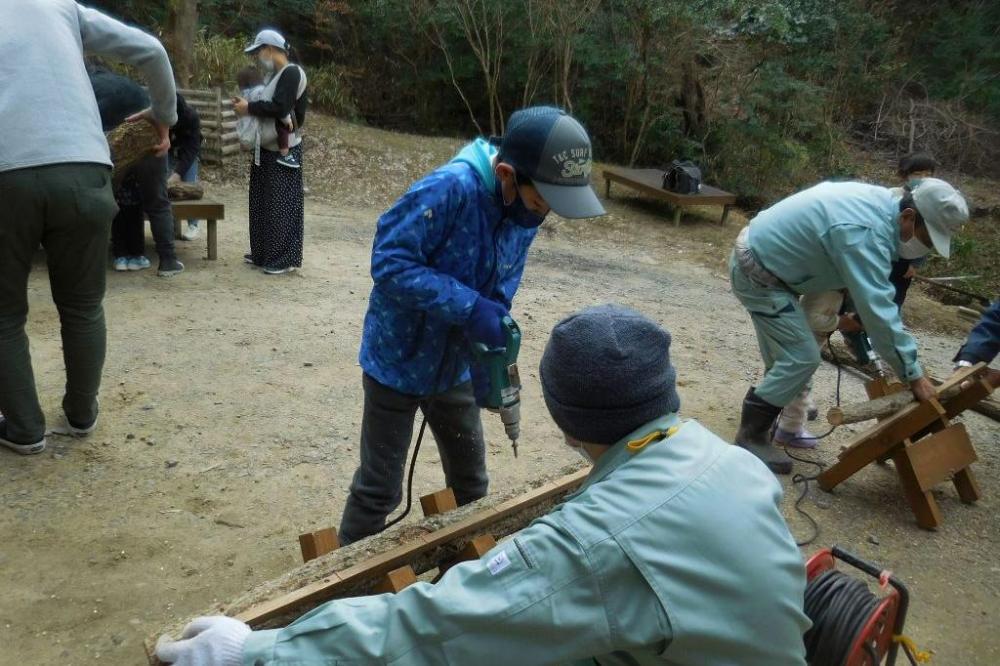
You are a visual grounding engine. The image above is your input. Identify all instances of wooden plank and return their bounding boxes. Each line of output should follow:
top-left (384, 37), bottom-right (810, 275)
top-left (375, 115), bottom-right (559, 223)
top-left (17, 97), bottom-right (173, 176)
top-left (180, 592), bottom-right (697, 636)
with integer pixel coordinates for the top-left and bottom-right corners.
top-left (420, 489), bottom-right (458, 517)
top-left (298, 528), bottom-right (340, 563)
top-left (177, 87), bottom-right (222, 99)
top-left (200, 120), bottom-right (239, 131)
top-left (374, 566), bottom-right (418, 594)
top-left (170, 201), bottom-right (225, 220)
top-left (905, 424), bottom-right (977, 493)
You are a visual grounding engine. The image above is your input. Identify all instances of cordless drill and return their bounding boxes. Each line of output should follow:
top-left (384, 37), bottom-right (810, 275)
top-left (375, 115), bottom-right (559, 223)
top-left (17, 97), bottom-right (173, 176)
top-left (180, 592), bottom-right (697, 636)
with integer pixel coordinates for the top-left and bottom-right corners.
top-left (471, 316), bottom-right (522, 457)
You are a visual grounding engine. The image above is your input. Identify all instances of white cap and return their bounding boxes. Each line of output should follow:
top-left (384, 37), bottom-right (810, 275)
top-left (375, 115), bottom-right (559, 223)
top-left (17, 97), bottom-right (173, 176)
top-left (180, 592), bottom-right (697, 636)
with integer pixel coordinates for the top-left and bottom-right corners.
top-left (910, 177), bottom-right (969, 258)
top-left (245, 29), bottom-right (287, 53)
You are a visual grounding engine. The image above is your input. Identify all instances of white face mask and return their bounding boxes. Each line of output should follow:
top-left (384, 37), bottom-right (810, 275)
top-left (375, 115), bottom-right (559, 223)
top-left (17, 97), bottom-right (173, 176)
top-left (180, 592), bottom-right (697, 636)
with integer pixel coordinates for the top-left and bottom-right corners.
top-left (259, 54), bottom-right (275, 73)
top-left (899, 236), bottom-right (930, 260)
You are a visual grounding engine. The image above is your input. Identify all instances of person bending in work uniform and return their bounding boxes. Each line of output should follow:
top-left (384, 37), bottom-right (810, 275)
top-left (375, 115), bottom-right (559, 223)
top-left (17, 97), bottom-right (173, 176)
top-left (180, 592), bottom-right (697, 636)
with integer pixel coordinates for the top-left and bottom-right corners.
top-left (953, 299), bottom-right (1000, 389)
top-left (731, 177), bottom-right (969, 473)
top-left (156, 304), bottom-right (811, 666)
top-left (772, 153), bottom-right (944, 449)
top-left (337, 106), bottom-right (607, 545)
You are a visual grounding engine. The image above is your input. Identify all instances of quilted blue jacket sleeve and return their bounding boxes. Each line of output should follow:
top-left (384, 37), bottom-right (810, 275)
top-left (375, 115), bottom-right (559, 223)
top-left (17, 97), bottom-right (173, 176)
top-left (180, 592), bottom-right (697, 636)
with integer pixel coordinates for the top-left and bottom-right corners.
top-left (370, 169), bottom-right (482, 324)
top-left (955, 299), bottom-right (1000, 365)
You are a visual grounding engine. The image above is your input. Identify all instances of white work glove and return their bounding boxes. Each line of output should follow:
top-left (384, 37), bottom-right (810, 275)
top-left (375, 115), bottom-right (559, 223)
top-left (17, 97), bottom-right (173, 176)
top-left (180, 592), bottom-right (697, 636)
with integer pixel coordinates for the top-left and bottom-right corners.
top-left (155, 616), bottom-right (250, 666)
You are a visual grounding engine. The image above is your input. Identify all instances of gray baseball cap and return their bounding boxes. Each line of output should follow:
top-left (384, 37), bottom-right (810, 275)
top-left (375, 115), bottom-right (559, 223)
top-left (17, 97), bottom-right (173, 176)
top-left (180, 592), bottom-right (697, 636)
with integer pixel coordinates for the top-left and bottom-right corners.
top-left (498, 107), bottom-right (606, 219)
top-left (245, 29), bottom-right (288, 53)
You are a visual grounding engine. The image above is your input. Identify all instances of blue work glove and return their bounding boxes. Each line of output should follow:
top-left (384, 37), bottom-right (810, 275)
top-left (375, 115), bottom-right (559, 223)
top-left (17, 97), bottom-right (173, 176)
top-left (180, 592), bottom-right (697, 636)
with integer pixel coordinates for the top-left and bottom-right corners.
top-left (464, 296), bottom-right (509, 349)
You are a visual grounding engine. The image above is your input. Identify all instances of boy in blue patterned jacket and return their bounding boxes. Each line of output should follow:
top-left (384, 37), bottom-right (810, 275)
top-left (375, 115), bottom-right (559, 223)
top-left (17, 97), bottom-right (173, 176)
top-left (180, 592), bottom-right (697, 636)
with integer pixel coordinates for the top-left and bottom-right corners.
top-left (340, 107), bottom-right (606, 544)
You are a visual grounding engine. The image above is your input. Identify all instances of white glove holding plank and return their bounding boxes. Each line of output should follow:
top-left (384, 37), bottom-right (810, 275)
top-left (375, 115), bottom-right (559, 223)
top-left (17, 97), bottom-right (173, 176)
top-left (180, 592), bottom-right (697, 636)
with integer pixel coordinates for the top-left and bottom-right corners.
top-left (155, 616), bottom-right (250, 666)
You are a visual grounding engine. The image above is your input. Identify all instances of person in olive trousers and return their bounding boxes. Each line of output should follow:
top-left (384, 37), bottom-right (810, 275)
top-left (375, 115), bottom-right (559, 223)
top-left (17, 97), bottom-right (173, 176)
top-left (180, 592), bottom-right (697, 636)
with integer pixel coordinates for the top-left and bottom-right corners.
top-left (0, 1), bottom-right (177, 455)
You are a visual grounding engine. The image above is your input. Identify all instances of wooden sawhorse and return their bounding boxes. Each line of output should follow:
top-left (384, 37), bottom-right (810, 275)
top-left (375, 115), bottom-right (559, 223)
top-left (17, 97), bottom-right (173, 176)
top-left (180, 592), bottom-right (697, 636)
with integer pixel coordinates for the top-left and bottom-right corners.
top-left (818, 363), bottom-right (994, 529)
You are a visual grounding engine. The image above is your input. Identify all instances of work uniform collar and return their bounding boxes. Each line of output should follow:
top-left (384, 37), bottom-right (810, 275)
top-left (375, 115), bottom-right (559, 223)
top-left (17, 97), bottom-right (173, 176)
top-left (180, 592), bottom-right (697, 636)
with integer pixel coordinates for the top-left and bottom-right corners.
top-left (572, 413), bottom-right (681, 497)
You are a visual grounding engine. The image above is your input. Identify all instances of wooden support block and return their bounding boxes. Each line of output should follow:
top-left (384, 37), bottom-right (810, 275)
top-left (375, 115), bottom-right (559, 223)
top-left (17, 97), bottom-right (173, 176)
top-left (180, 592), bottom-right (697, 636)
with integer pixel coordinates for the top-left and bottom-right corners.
top-left (905, 424), bottom-right (978, 494)
top-left (604, 177), bottom-right (612, 199)
top-left (375, 565), bottom-right (417, 594)
top-left (420, 488), bottom-right (458, 517)
top-left (892, 442), bottom-right (942, 530)
top-left (673, 205), bottom-right (682, 227)
top-left (435, 534), bottom-right (498, 582)
top-left (298, 528), bottom-right (340, 563)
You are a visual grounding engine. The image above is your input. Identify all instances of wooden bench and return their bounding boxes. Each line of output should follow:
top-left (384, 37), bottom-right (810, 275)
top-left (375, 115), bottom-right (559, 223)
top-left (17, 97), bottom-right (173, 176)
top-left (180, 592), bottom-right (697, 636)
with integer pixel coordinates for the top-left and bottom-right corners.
top-left (170, 201), bottom-right (225, 260)
top-left (603, 166), bottom-right (736, 227)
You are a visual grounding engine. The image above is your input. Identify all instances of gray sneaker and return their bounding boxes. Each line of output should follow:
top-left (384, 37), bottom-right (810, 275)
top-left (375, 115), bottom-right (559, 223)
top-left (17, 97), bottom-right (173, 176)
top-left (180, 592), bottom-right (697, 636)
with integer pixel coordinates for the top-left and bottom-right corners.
top-left (158, 257), bottom-right (185, 277)
top-left (0, 418), bottom-right (46, 455)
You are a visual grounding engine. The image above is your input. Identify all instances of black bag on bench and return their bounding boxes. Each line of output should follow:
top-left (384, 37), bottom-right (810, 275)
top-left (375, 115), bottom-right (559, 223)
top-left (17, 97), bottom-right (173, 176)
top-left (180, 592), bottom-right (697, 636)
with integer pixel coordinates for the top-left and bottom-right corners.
top-left (662, 160), bottom-right (702, 194)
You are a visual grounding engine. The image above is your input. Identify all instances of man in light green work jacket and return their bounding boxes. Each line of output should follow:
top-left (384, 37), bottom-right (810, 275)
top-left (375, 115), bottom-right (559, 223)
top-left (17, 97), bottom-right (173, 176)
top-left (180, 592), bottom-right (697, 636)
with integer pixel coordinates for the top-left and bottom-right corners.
top-left (156, 304), bottom-right (811, 666)
top-left (730, 178), bottom-right (969, 474)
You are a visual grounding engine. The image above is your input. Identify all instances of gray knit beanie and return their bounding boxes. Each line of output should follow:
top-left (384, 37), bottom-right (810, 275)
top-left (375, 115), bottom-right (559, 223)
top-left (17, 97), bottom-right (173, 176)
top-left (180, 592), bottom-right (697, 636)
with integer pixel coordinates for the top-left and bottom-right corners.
top-left (539, 304), bottom-right (680, 445)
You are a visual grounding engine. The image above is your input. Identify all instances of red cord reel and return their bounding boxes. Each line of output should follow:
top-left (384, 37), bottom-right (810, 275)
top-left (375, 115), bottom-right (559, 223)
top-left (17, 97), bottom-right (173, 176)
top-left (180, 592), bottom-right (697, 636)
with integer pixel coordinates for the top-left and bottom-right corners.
top-left (805, 547), bottom-right (911, 666)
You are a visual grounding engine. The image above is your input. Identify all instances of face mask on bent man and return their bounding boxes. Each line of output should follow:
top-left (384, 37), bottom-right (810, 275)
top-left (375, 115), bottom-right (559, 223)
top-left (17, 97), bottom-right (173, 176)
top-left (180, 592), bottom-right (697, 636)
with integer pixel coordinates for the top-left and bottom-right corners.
top-left (898, 236), bottom-right (931, 260)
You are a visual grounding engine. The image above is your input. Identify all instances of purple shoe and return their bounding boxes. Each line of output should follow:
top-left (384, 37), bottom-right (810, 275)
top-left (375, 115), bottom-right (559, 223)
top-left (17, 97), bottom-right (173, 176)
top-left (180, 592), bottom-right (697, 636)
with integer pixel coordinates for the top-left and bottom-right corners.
top-left (773, 427), bottom-right (818, 449)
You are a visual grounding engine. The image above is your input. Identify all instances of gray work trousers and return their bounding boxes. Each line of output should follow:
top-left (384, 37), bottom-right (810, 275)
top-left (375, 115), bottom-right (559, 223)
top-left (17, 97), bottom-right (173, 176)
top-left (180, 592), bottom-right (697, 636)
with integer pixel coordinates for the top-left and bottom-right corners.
top-left (338, 374), bottom-right (488, 545)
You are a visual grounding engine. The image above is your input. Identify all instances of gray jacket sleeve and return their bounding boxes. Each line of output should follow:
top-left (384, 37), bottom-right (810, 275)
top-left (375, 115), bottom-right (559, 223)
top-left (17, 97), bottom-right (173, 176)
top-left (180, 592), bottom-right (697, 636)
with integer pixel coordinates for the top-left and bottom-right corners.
top-left (76, 4), bottom-right (177, 126)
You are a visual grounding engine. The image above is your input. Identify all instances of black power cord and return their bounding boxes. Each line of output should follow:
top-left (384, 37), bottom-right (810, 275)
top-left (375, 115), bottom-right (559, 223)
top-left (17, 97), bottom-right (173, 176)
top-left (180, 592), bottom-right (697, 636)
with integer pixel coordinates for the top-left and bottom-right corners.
top-left (803, 569), bottom-right (881, 665)
top-left (383, 326), bottom-right (465, 532)
top-left (384, 417), bottom-right (430, 530)
top-left (782, 337), bottom-right (846, 546)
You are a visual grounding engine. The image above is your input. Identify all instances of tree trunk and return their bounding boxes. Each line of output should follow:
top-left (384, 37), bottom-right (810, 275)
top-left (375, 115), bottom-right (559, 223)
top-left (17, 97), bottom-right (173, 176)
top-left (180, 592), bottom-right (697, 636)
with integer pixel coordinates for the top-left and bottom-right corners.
top-left (165, 0), bottom-right (198, 88)
top-left (679, 59), bottom-right (706, 138)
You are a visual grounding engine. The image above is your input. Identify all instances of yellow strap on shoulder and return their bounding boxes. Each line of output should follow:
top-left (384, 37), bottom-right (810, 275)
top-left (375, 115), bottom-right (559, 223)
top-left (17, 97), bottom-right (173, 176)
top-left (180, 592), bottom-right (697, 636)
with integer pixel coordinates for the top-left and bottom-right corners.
top-left (626, 426), bottom-right (679, 453)
top-left (893, 634), bottom-right (932, 662)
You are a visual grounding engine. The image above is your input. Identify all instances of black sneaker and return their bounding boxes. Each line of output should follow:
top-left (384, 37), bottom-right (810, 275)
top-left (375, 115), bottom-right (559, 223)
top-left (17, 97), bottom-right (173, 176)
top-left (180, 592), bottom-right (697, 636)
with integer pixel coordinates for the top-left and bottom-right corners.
top-left (0, 418), bottom-right (46, 455)
top-left (157, 257), bottom-right (185, 277)
top-left (65, 411), bottom-right (98, 437)
top-left (276, 153), bottom-right (301, 169)
top-left (244, 253), bottom-right (256, 265)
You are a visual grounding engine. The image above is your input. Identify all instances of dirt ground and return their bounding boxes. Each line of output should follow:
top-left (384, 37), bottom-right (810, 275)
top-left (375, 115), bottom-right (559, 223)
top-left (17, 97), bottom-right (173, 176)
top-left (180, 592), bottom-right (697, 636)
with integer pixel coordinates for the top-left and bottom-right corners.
top-left (2, 119), bottom-right (997, 665)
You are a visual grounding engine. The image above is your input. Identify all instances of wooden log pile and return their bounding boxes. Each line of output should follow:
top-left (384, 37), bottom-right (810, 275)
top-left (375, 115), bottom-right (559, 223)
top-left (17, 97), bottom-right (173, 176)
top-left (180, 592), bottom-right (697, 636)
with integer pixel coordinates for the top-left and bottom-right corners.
top-left (178, 87), bottom-right (241, 164)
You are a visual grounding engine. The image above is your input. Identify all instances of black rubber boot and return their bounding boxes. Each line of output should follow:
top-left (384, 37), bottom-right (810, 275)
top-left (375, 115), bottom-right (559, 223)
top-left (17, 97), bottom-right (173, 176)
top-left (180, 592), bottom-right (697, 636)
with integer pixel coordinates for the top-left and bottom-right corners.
top-left (735, 387), bottom-right (793, 475)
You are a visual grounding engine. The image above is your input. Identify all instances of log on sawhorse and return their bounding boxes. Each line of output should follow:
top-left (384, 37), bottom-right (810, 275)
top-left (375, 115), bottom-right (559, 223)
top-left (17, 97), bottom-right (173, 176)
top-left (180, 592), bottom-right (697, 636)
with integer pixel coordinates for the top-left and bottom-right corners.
top-left (820, 344), bottom-right (1000, 423)
top-left (817, 363), bottom-right (994, 530)
top-left (145, 464), bottom-right (589, 663)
